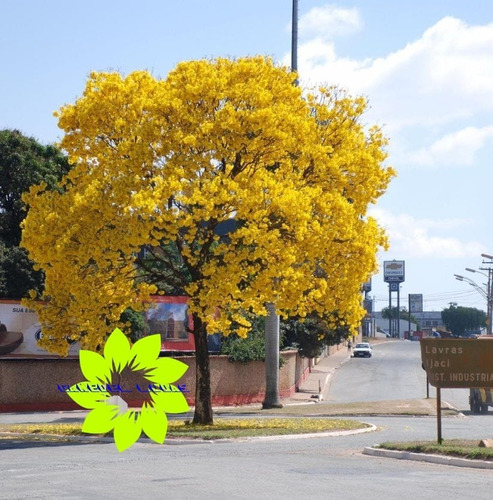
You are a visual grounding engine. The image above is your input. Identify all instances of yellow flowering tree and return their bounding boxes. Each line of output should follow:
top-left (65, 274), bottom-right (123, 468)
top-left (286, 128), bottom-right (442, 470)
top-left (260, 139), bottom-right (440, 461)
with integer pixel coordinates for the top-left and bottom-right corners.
top-left (21, 57), bottom-right (394, 424)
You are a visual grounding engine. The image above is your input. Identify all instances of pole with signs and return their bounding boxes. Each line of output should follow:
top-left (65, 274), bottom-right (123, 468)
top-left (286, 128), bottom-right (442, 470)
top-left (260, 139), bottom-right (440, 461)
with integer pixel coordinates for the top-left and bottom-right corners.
top-left (408, 294), bottom-right (423, 340)
top-left (388, 285), bottom-right (392, 336)
top-left (397, 287), bottom-right (400, 338)
top-left (383, 261), bottom-right (405, 338)
top-left (437, 387), bottom-right (442, 444)
top-left (362, 279), bottom-right (372, 337)
top-left (421, 337), bottom-right (493, 444)
top-left (407, 295), bottom-right (410, 339)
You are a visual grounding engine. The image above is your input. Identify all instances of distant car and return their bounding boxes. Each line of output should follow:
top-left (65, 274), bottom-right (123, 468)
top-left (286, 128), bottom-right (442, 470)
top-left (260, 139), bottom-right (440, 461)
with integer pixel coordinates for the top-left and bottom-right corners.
top-left (353, 342), bottom-right (372, 358)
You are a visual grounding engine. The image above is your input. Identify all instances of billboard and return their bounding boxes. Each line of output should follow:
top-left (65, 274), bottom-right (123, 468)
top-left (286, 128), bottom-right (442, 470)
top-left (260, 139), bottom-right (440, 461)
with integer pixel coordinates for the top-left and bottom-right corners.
top-left (0, 296), bottom-right (195, 358)
top-left (0, 300), bottom-right (80, 358)
top-left (383, 260), bottom-right (405, 283)
top-left (409, 294), bottom-right (423, 313)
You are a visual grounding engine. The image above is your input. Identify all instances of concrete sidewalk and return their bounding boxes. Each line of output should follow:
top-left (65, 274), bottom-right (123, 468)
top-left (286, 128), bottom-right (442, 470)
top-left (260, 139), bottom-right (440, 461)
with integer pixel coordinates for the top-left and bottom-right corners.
top-left (283, 346), bottom-right (351, 404)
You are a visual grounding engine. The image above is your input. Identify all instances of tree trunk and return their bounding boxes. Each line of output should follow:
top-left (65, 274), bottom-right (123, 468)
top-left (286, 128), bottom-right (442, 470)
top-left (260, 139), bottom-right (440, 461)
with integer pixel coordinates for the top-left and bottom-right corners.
top-left (192, 313), bottom-right (214, 424)
top-left (262, 303), bottom-right (283, 409)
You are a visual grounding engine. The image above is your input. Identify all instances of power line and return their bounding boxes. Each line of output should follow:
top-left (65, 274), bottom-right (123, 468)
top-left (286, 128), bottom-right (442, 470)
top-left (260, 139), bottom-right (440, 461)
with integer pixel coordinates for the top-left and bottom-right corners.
top-left (372, 289), bottom-right (481, 301)
top-left (371, 289), bottom-right (486, 311)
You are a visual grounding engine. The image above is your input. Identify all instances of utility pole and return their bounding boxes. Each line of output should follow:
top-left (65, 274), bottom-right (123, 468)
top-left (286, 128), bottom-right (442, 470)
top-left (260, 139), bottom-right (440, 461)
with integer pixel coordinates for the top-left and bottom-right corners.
top-left (262, 303), bottom-right (282, 408)
top-left (457, 252), bottom-right (493, 335)
top-left (291, 0), bottom-right (298, 74)
top-left (480, 254), bottom-right (493, 335)
top-left (263, 0), bottom-right (299, 409)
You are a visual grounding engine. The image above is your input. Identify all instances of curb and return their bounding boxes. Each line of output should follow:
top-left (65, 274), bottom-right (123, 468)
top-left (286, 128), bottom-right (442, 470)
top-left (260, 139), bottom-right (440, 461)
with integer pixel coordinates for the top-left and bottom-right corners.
top-left (242, 424), bottom-right (377, 442)
top-left (288, 353), bottom-right (351, 404)
top-left (318, 354), bottom-right (351, 401)
top-left (363, 446), bottom-right (493, 470)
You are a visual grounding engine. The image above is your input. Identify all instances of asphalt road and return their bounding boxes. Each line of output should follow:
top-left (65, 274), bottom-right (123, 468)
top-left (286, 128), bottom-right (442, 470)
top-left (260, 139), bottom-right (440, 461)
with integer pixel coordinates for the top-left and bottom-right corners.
top-left (328, 340), bottom-right (472, 411)
top-left (2, 340), bottom-right (493, 499)
top-left (2, 415), bottom-right (493, 500)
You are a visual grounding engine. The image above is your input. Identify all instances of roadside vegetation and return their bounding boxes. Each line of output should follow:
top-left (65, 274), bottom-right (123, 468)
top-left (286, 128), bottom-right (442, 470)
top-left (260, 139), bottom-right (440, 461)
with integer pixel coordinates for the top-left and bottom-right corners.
top-left (379, 440), bottom-right (493, 461)
top-left (0, 418), bottom-right (368, 441)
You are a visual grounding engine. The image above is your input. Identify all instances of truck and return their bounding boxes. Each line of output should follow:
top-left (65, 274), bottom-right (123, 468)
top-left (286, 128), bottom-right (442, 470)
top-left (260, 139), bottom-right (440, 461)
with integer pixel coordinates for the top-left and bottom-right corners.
top-left (469, 388), bottom-right (493, 414)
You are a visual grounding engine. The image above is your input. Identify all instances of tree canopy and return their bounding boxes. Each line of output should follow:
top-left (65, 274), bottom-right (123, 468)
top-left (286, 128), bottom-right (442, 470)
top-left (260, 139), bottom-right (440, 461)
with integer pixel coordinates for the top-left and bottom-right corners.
top-left (0, 129), bottom-right (70, 298)
top-left (381, 306), bottom-right (420, 329)
top-left (281, 313), bottom-right (351, 358)
top-left (441, 304), bottom-right (486, 336)
top-left (21, 56), bottom-right (394, 423)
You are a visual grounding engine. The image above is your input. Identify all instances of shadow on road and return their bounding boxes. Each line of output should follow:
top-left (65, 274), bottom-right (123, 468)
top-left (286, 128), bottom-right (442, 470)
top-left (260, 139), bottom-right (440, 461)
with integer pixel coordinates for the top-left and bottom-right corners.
top-left (0, 437), bottom-right (106, 450)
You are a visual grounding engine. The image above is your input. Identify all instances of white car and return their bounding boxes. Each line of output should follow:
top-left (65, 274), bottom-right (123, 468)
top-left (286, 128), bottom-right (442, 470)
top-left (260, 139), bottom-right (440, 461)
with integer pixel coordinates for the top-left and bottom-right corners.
top-left (352, 342), bottom-right (372, 358)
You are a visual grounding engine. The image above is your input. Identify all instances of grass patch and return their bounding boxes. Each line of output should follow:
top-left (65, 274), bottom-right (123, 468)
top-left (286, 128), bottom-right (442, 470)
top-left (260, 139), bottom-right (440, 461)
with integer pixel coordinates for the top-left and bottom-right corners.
top-left (0, 418), bottom-right (368, 441)
top-left (0, 423), bottom-right (86, 436)
top-left (379, 440), bottom-right (493, 461)
top-left (166, 418), bottom-right (367, 439)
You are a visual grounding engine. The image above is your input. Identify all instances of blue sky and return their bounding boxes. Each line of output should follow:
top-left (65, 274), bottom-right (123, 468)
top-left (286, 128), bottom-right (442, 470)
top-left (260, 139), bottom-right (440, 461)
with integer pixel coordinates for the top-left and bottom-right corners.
top-left (2, 1), bottom-right (492, 313)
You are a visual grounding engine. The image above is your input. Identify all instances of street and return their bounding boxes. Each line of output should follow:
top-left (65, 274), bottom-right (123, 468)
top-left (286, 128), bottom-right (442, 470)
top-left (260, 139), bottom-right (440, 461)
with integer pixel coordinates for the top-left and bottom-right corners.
top-left (327, 340), bottom-right (471, 411)
top-left (2, 340), bottom-right (493, 499)
top-left (2, 414), bottom-right (493, 500)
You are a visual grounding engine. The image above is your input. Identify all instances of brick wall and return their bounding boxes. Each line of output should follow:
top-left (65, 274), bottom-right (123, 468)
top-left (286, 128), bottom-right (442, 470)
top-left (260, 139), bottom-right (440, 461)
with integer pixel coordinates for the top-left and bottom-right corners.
top-left (0, 351), bottom-right (310, 412)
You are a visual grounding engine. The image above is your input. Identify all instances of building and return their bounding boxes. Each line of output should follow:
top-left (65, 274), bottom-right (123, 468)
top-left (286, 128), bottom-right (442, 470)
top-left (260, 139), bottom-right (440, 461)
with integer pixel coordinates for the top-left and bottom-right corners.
top-left (372, 310), bottom-right (447, 338)
top-left (412, 311), bottom-right (446, 334)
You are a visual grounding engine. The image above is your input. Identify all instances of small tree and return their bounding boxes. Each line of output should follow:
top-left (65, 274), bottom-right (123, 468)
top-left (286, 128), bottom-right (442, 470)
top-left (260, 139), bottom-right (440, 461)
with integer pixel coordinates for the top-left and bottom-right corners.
top-left (119, 308), bottom-right (149, 343)
top-left (281, 313), bottom-right (351, 358)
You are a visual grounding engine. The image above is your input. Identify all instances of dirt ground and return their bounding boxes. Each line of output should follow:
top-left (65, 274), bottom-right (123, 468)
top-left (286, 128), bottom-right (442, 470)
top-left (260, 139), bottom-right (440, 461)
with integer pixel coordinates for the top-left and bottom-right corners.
top-left (215, 398), bottom-right (456, 417)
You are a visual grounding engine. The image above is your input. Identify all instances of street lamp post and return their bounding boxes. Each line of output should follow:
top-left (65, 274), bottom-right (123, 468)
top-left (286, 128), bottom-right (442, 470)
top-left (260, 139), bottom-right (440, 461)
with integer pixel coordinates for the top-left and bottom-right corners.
top-left (454, 253), bottom-right (493, 335)
top-left (454, 274), bottom-right (488, 300)
top-left (464, 254), bottom-right (493, 335)
top-left (263, 0), bottom-right (300, 409)
top-left (291, 0), bottom-right (298, 74)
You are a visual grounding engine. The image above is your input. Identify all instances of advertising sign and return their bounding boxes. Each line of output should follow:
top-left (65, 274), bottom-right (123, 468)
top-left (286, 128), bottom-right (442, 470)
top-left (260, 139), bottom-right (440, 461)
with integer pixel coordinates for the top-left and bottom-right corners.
top-left (383, 260), bottom-right (405, 283)
top-left (409, 294), bottom-right (423, 313)
top-left (0, 296), bottom-right (194, 358)
top-left (0, 300), bottom-right (80, 358)
top-left (421, 338), bottom-right (493, 388)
